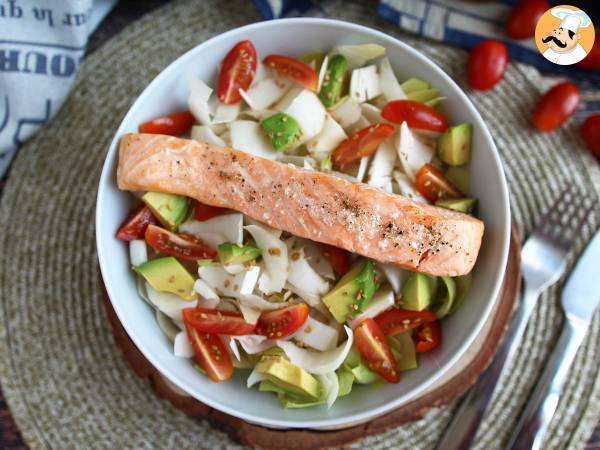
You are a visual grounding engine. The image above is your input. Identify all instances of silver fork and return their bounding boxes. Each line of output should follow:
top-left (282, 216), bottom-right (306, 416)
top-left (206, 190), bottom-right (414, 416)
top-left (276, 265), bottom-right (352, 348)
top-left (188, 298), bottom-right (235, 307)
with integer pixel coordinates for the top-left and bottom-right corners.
top-left (435, 184), bottom-right (594, 450)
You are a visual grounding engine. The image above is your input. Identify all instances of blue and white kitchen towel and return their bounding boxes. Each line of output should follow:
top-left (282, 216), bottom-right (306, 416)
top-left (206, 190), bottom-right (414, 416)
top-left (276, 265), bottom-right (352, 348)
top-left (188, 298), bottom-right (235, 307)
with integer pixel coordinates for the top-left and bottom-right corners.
top-left (0, 0), bottom-right (116, 176)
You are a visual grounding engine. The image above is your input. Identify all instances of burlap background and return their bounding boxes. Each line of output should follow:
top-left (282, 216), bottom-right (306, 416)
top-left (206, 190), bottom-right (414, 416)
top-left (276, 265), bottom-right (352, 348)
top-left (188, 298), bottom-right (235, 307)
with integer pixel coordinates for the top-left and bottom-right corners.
top-left (1, 0), bottom-right (599, 448)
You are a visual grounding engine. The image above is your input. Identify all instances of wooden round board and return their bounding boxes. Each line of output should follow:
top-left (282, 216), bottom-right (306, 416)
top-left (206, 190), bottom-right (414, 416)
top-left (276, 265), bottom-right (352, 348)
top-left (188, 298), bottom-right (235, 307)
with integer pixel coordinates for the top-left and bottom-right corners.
top-left (102, 228), bottom-right (521, 450)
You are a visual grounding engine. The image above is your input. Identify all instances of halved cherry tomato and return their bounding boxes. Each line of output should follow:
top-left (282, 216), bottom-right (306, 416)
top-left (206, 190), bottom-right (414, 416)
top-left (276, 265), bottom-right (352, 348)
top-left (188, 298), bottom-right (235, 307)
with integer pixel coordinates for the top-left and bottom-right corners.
top-left (184, 320), bottom-right (233, 382)
top-left (138, 111), bottom-right (195, 136)
top-left (577, 34), bottom-right (600, 71)
top-left (375, 308), bottom-right (438, 337)
top-left (116, 205), bottom-right (157, 241)
top-left (354, 318), bottom-right (400, 383)
top-left (183, 308), bottom-right (255, 336)
top-left (145, 224), bottom-right (217, 260)
top-left (321, 244), bottom-right (351, 277)
top-left (332, 123), bottom-right (396, 167)
top-left (532, 82), bottom-right (580, 132)
top-left (263, 55), bottom-right (318, 91)
top-left (506, 0), bottom-right (549, 40)
top-left (581, 114), bottom-right (600, 159)
top-left (467, 40), bottom-right (509, 91)
top-left (381, 100), bottom-right (448, 132)
top-left (415, 164), bottom-right (463, 203)
top-left (194, 201), bottom-right (228, 221)
top-left (414, 321), bottom-right (442, 353)
top-left (256, 304), bottom-right (309, 339)
top-left (217, 40), bottom-right (257, 104)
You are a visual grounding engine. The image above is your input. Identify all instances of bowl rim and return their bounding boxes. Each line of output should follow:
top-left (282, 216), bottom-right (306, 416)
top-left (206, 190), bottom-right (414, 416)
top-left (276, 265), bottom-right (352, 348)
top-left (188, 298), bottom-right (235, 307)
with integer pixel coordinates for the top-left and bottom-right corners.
top-left (96, 17), bottom-right (511, 429)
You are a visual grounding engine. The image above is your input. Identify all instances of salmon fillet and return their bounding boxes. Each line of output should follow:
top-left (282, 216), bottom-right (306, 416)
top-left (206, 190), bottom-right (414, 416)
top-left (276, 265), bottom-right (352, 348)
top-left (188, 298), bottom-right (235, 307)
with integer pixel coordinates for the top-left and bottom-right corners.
top-left (117, 133), bottom-right (484, 276)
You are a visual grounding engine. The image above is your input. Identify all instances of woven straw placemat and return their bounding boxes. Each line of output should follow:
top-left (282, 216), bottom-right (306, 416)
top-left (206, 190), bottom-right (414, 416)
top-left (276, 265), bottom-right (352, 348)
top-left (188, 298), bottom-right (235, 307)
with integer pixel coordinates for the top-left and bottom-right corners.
top-left (0, 0), bottom-right (599, 449)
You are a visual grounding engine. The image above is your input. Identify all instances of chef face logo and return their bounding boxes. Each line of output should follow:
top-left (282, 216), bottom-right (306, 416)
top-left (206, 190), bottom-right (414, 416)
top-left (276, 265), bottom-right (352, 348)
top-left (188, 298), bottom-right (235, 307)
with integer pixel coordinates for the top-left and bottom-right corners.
top-left (535, 5), bottom-right (595, 66)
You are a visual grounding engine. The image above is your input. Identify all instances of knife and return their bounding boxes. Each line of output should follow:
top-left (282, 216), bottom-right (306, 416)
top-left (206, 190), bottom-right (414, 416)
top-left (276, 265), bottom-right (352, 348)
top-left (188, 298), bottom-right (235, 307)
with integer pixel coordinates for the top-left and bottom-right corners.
top-left (506, 228), bottom-right (600, 450)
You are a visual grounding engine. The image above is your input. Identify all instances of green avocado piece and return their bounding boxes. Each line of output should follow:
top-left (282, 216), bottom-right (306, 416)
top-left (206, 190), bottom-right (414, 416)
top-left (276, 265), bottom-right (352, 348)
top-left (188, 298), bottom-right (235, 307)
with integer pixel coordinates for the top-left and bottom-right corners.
top-left (438, 123), bottom-right (473, 166)
top-left (217, 242), bottom-right (261, 264)
top-left (255, 356), bottom-right (321, 399)
top-left (400, 273), bottom-right (433, 311)
top-left (261, 113), bottom-right (302, 151)
top-left (319, 54), bottom-right (348, 107)
top-left (445, 166), bottom-right (470, 193)
top-left (435, 198), bottom-right (477, 214)
top-left (400, 77), bottom-right (430, 94)
top-left (134, 257), bottom-right (195, 300)
top-left (432, 276), bottom-right (457, 319)
top-left (322, 260), bottom-right (380, 323)
top-left (142, 192), bottom-right (190, 231)
top-left (449, 274), bottom-right (472, 315)
top-left (407, 88), bottom-right (440, 103)
top-left (389, 333), bottom-right (418, 372)
top-left (299, 50), bottom-right (324, 68)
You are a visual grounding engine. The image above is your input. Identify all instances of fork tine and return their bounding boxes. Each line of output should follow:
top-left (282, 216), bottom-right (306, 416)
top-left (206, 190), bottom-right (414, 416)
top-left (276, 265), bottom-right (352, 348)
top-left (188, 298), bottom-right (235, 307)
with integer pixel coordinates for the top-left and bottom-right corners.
top-left (534, 185), bottom-right (595, 251)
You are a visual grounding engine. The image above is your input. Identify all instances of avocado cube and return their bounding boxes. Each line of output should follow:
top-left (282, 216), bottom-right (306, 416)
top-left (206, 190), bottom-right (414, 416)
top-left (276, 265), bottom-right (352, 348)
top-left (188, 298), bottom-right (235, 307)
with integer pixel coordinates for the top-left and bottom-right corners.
top-left (322, 260), bottom-right (379, 323)
top-left (318, 54), bottom-right (348, 107)
top-left (435, 198), bottom-right (477, 214)
top-left (261, 113), bottom-right (302, 151)
top-left (444, 166), bottom-right (470, 193)
top-left (400, 273), bottom-right (432, 311)
top-left (437, 123), bottom-right (472, 166)
top-left (142, 192), bottom-right (190, 231)
top-left (134, 256), bottom-right (196, 300)
top-left (255, 356), bottom-right (320, 399)
top-left (400, 77), bottom-right (430, 94)
top-left (217, 243), bottom-right (261, 265)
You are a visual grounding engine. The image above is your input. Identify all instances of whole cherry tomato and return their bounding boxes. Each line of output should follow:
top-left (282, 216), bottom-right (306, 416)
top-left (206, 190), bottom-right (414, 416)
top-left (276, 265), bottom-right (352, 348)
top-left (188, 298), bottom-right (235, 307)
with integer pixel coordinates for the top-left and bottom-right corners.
top-left (506, 0), bottom-right (550, 40)
top-left (532, 82), bottom-right (580, 132)
top-left (467, 40), bottom-right (509, 91)
top-left (581, 115), bottom-right (600, 159)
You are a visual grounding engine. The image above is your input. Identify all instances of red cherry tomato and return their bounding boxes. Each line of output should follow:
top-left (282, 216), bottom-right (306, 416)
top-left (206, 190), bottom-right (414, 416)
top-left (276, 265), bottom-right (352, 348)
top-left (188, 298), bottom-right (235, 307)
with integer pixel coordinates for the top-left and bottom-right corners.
top-left (217, 40), bottom-right (257, 104)
top-left (116, 205), bottom-right (157, 241)
top-left (184, 320), bottom-right (233, 382)
top-left (577, 34), bottom-right (600, 71)
top-left (332, 123), bottom-right (396, 167)
top-left (414, 321), bottom-right (442, 353)
top-left (381, 100), bottom-right (448, 132)
top-left (138, 111), bottom-right (195, 136)
top-left (263, 55), bottom-right (318, 91)
top-left (354, 318), bottom-right (400, 383)
top-left (467, 40), bottom-right (509, 91)
top-left (182, 308), bottom-right (256, 336)
top-left (532, 82), bottom-right (580, 132)
top-left (255, 304), bottom-right (309, 339)
top-left (581, 114), bottom-right (600, 159)
top-left (145, 224), bottom-right (217, 260)
top-left (320, 244), bottom-right (351, 277)
top-left (506, 0), bottom-right (549, 40)
top-left (415, 164), bottom-right (464, 203)
top-left (194, 201), bottom-right (228, 221)
top-left (375, 308), bottom-right (438, 337)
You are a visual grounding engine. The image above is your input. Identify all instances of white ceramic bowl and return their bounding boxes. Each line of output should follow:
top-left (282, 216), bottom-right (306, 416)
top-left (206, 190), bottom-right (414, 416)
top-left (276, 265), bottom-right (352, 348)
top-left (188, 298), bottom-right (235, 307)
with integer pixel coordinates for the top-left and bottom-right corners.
top-left (96, 18), bottom-right (510, 429)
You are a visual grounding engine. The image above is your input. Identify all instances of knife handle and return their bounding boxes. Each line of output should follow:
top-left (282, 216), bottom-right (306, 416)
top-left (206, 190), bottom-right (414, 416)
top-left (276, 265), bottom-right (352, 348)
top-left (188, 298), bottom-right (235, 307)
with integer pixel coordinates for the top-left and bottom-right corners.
top-left (506, 316), bottom-right (586, 450)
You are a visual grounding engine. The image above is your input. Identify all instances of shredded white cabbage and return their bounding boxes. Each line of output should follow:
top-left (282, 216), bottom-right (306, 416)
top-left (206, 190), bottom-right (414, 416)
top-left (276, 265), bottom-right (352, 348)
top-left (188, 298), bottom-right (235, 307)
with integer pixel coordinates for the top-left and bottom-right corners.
top-left (198, 265), bottom-right (260, 298)
top-left (180, 213), bottom-right (243, 247)
top-left (212, 102), bottom-right (240, 124)
top-left (367, 137), bottom-right (396, 188)
top-left (285, 89), bottom-right (326, 141)
top-left (191, 125), bottom-right (226, 147)
top-left (129, 240), bottom-right (148, 266)
top-left (247, 367), bottom-right (267, 387)
top-left (378, 262), bottom-right (409, 293)
top-left (223, 264), bottom-right (246, 275)
top-left (330, 96), bottom-right (361, 129)
top-left (348, 287), bottom-right (396, 328)
top-left (156, 310), bottom-right (181, 341)
top-left (396, 121), bottom-right (435, 181)
top-left (193, 278), bottom-right (219, 302)
top-left (245, 224), bottom-right (289, 294)
top-left (317, 55), bottom-right (329, 92)
top-left (229, 120), bottom-right (275, 159)
top-left (360, 103), bottom-right (385, 124)
top-left (277, 326), bottom-right (353, 375)
top-left (393, 170), bottom-right (428, 203)
top-left (355, 155), bottom-right (371, 183)
top-left (285, 282), bottom-right (321, 306)
top-left (239, 303), bottom-right (261, 325)
top-left (287, 247), bottom-right (330, 297)
top-left (174, 331), bottom-right (194, 358)
top-left (238, 293), bottom-right (288, 311)
top-left (350, 65), bottom-right (381, 103)
top-left (236, 334), bottom-right (275, 354)
top-left (302, 241), bottom-right (335, 280)
top-left (305, 113), bottom-right (347, 160)
top-left (378, 57), bottom-right (406, 101)
top-left (145, 283), bottom-right (197, 323)
top-left (239, 77), bottom-right (291, 110)
top-left (188, 78), bottom-right (213, 125)
top-left (293, 316), bottom-right (339, 351)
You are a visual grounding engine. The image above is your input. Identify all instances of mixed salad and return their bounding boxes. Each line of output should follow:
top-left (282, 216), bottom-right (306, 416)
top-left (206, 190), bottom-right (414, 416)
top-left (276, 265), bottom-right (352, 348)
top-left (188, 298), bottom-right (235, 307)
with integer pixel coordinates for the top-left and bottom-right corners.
top-left (116, 40), bottom-right (476, 409)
